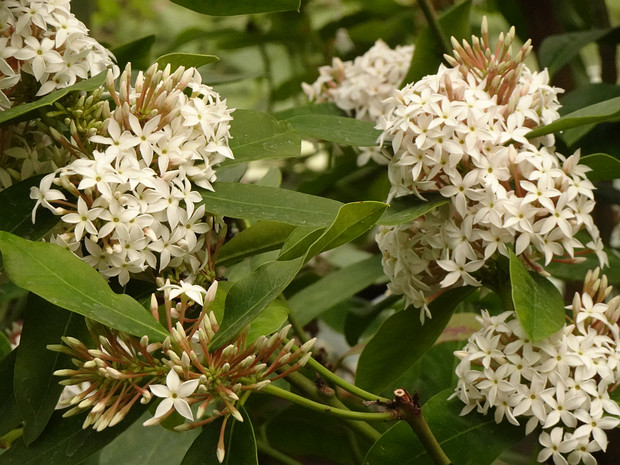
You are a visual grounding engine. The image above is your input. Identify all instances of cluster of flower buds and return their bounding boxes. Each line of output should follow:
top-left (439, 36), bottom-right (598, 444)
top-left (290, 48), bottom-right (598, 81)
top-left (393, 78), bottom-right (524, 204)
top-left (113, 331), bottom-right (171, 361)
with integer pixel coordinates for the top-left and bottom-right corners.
top-left (50, 280), bottom-right (315, 462)
top-left (0, 0), bottom-right (116, 108)
top-left (30, 62), bottom-right (234, 284)
top-left (452, 268), bottom-right (620, 465)
top-left (303, 40), bottom-right (414, 165)
top-left (376, 20), bottom-right (606, 321)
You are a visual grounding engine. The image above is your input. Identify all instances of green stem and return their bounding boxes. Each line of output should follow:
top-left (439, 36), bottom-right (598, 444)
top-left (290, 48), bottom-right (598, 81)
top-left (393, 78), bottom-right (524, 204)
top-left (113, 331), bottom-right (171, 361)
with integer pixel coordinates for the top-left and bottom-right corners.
top-left (417, 0), bottom-right (452, 55)
top-left (287, 310), bottom-right (309, 345)
top-left (394, 389), bottom-right (452, 465)
top-left (260, 383), bottom-right (395, 423)
top-left (305, 355), bottom-right (390, 403)
top-left (257, 440), bottom-right (303, 465)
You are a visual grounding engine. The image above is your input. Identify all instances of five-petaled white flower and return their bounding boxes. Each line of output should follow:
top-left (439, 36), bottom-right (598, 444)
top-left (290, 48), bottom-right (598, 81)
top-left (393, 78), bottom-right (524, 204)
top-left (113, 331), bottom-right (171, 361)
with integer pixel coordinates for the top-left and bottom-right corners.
top-left (146, 369), bottom-right (200, 422)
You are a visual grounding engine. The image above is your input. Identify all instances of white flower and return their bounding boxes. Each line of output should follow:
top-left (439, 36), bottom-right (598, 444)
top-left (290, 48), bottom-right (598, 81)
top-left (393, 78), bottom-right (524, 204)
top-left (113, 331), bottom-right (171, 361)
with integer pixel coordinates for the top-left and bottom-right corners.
top-left (159, 279), bottom-right (208, 306)
top-left (146, 369), bottom-right (200, 422)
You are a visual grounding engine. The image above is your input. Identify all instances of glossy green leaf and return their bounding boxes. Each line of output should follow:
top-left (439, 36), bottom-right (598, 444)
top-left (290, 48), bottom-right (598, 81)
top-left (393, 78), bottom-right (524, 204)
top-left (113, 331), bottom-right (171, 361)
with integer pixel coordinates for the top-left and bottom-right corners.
top-left (401, 0), bottom-right (472, 85)
top-left (580, 153), bottom-right (620, 181)
top-left (110, 35), bottom-right (155, 70)
top-left (209, 256), bottom-right (304, 349)
top-left (216, 221), bottom-right (296, 266)
top-left (15, 295), bottom-right (85, 445)
top-left (288, 255), bottom-right (386, 326)
top-left (363, 389), bottom-right (521, 465)
top-left (0, 174), bottom-right (58, 240)
top-left (285, 115), bottom-right (381, 147)
top-left (226, 110), bottom-right (301, 165)
top-left (0, 72), bottom-right (106, 127)
top-left (538, 29), bottom-right (612, 78)
top-left (527, 95), bottom-right (620, 139)
top-left (356, 287), bottom-right (474, 393)
top-left (378, 194), bottom-right (448, 226)
top-left (274, 103), bottom-right (343, 120)
top-left (181, 407), bottom-right (257, 465)
top-left (0, 405), bottom-right (146, 465)
top-left (171, 0), bottom-right (299, 16)
top-left (0, 232), bottom-right (168, 342)
top-left (98, 412), bottom-right (200, 465)
top-left (246, 299), bottom-right (289, 343)
top-left (278, 226), bottom-right (324, 261)
top-left (0, 350), bottom-right (22, 438)
top-left (509, 250), bottom-right (565, 341)
top-left (199, 183), bottom-right (342, 227)
top-left (154, 53), bottom-right (218, 70)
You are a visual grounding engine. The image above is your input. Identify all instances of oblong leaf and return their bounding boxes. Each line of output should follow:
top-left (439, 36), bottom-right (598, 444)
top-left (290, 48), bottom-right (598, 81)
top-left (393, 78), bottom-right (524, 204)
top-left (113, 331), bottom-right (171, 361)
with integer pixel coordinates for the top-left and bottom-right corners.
top-left (288, 255), bottom-right (386, 326)
top-left (216, 221), bottom-right (296, 266)
top-left (15, 295), bottom-right (85, 445)
top-left (363, 389), bottom-right (521, 465)
top-left (0, 72), bottom-right (106, 127)
top-left (527, 95), bottom-right (620, 138)
top-left (209, 256), bottom-right (304, 349)
top-left (199, 183), bottom-right (343, 227)
top-left (0, 350), bottom-right (22, 438)
top-left (110, 35), bottom-right (155, 70)
top-left (0, 232), bottom-right (168, 342)
top-left (171, 0), bottom-right (299, 16)
top-left (286, 115), bottom-right (381, 147)
top-left (581, 153), bottom-right (620, 181)
top-left (226, 110), bottom-right (301, 165)
top-left (355, 287), bottom-right (474, 393)
top-left (538, 29), bottom-right (613, 78)
top-left (155, 53), bottom-right (219, 70)
top-left (509, 250), bottom-right (565, 341)
top-left (378, 194), bottom-right (448, 226)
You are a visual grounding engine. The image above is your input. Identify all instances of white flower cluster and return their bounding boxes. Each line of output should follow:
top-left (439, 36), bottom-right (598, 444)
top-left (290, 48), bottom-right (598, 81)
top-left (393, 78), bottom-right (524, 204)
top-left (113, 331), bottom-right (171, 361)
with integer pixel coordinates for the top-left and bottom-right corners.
top-left (31, 63), bottom-right (234, 284)
top-left (0, 0), bottom-right (116, 109)
top-left (452, 269), bottom-right (620, 465)
top-left (302, 39), bottom-right (413, 165)
top-left (376, 24), bottom-right (606, 320)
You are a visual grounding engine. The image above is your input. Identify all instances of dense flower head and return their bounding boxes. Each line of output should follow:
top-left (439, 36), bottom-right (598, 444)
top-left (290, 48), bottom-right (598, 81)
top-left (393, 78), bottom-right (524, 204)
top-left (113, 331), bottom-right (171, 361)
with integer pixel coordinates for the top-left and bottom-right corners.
top-left (0, 0), bottom-right (116, 109)
top-left (452, 268), bottom-right (620, 465)
top-left (30, 63), bottom-right (235, 284)
top-left (302, 39), bottom-right (414, 165)
top-left (376, 21), bottom-right (606, 320)
top-left (50, 280), bottom-right (315, 463)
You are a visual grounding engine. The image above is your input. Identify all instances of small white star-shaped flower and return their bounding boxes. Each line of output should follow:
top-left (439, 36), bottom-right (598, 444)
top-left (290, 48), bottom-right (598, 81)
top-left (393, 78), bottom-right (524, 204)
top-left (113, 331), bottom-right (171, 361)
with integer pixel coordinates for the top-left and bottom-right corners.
top-left (146, 369), bottom-right (199, 423)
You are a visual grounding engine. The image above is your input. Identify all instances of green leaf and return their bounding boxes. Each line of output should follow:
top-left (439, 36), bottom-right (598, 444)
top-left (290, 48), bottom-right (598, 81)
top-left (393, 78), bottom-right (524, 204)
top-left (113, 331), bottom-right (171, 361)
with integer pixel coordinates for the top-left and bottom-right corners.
top-left (246, 299), bottom-right (289, 343)
top-left (0, 333), bottom-right (11, 359)
top-left (216, 221), bottom-right (296, 266)
top-left (199, 183), bottom-right (342, 227)
top-left (401, 0), bottom-right (472, 85)
top-left (278, 226), bottom-right (324, 261)
top-left (0, 232), bottom-right (168, 342)
top-left (274, 103), bottom-right (343, 120)
top-left (171, 0), bottom-right (299, 16)
top-left (0, 405), bottom-right (147, 465)
top-left (538, 29), bottom-right (613, 78)
top-left (285, 115), bottom-right (382, 147)
top-left (363, 389), bottom-right (521, 465)
top-left (110, 35), bottom-right (155, 70)
top-left (580, 153), bottom-right (620, 181)
top-left (527, 95), bottom-right (620, 139)
top-left (209, 256), bottom-right (304, 349)
top-left (154, 53), bottom-right (219, 71)
top-left (226, 110), bottom-right (301, 165)
top-left (288, 255), bottom-right (386, 326)
top-left (0, 350), bottom-right (22, 438)
top-left (355, 287), bottom-right (474, 393)
top-left (97, 412), bottom-right (200, 465)
top-left (0, 174), bottom-right (58, 240)
top-left (509, 250), bottom-right (565, 341)
top-left (181, 407), bottom-right (257, 465)
top-left (545, 247), bottom-right (620, 285)
top-left (280, 201), bottom-right (388, 261)
top-left (378, 194), bottom-right (448, 226)
top-left (0, 72), bottom-right (107, 127)
top-left (14, 295), bottom-right (85, 445)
